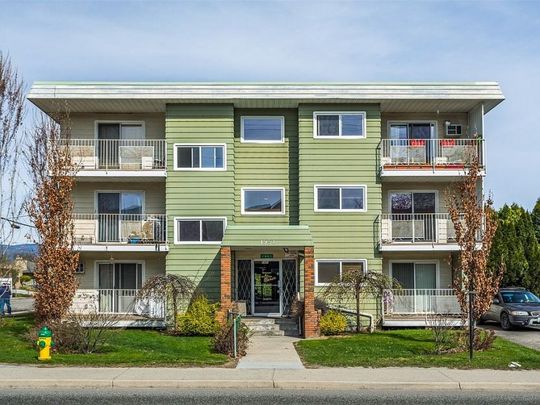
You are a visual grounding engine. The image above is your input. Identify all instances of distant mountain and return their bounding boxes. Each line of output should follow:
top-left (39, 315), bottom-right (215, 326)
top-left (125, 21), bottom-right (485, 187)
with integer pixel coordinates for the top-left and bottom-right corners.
top-left (0, 244), bottom-right (39, 261)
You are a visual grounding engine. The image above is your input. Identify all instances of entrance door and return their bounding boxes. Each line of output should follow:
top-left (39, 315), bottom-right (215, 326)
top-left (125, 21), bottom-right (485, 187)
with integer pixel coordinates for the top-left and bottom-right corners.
top-left (252, 261), bottom-right (281, 315)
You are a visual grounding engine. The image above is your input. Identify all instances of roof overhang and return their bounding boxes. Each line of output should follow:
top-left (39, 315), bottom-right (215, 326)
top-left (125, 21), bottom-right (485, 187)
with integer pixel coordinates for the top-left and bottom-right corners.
top-left (222, 225), bottom-right (313, 248)
top-left (27, 82), bottom-right (505, 114)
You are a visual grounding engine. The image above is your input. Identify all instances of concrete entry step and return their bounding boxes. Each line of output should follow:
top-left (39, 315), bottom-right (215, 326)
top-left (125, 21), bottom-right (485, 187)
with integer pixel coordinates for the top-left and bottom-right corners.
top-left (242, 317), bottom-right (300, 337)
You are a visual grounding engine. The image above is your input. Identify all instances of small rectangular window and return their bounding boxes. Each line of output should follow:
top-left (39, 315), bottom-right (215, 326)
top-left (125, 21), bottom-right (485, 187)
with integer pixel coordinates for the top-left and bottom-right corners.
top-left (242, 188), bottom-right (285, 215)
top-left (316, 260), bottom-right (367, 286)
top-left (314, 112), bottom-right (366, 138)
top-left (175, 218), bottom-right (226, 244)
top-left (174, 144), bottom-right (226, 170)
top-left (241, 116), bottom-right (284, 143)
top-left (315, 185), bottom-right (366, 212)
top-left (445, 124), bottom-right (462, 137)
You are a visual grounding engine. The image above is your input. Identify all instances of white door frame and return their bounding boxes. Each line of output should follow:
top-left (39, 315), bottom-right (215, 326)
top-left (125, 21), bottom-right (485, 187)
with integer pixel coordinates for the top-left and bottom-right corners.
top-left (251, 259), bottom-right (282, 317)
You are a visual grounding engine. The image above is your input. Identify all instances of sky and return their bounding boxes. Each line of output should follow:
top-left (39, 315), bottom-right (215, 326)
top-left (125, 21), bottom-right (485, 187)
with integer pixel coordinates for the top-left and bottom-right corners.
top-left (1, 0), bottom-right (539, 240)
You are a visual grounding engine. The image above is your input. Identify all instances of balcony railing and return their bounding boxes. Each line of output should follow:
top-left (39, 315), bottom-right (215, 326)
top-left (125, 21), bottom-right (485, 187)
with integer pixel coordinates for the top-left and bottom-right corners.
top-left (63, 139), bottom-right (166, 171)
top-left (383, 289), bottom-right (460, 315)
top-left (73, 213), bottom-right (167, 245)
top-left (379, 213), bottom-right (480, 246)
top-left (98, 289), bottom-right (165, 318)
top-left (380, 138), bottom-right (484, 168)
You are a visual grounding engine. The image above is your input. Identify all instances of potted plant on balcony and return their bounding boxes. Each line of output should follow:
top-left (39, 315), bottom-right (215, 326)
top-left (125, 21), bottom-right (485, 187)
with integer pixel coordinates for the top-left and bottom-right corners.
top-left (128, 231), bottom-right (142, 244)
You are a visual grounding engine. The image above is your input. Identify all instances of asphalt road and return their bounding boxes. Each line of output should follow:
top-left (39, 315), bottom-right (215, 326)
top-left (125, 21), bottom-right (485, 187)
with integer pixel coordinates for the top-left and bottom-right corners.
top-left (481, 323), bottom-right (540, 350)
top-left (3, 389), bottom-right (540, 405)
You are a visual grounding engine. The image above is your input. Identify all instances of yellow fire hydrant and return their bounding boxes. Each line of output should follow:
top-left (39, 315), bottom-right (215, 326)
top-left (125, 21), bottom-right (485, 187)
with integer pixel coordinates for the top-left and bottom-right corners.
top-left (37, 326), bottom-right (53, 361)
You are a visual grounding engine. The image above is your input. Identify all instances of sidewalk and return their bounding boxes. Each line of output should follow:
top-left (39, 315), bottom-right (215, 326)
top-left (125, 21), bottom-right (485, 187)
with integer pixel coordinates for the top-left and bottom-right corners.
top-left (237, 336), bottom-right (304, 369)
top-left (0, 365), bottom-right (539, 391)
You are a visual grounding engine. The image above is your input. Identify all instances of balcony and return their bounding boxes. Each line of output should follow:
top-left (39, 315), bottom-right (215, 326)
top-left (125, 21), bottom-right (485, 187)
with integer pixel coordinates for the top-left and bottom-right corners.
top-left (71, 289), bottom-right (166, 328)
top-left (379, 138), bottom-right (484, 180)
top-left (73, 213), bottom-right (168, 252)
top-left (382, 289), bottom-right (461, 327)
top-left (379, 213), bottom-right (479, 251)
top-left (64, 139), bottom-right (167, 179)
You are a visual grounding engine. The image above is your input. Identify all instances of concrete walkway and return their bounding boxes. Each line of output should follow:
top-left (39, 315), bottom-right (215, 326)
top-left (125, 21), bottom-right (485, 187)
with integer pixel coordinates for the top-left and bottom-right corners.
top-left (237, 336), bottom-right (304, 369)
top-left (1, 365), bottom-right (540, 390)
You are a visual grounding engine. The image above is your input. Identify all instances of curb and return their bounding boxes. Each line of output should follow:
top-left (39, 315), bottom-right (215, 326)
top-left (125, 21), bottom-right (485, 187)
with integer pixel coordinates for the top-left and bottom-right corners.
top-left (1, 379), bottom-right (540, 391)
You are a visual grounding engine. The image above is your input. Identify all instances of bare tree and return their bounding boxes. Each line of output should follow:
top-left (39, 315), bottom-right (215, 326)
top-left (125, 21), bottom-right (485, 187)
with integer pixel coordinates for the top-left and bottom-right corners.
top-left (446, 156), bottom-right (504, 322)
top-left (26, 113), bottom-right (79, 322)
top-left (0, 52), bottom-right (25, 262)
top-left (323, 267), bottom-right (395, 333)
top-left (137, 274), bottom-right (195, 333)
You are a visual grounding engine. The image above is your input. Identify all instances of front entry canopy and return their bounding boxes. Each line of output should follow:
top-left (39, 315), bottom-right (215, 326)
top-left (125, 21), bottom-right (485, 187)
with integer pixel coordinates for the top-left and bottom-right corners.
top-left (221, 225), bottom-right (313, 248)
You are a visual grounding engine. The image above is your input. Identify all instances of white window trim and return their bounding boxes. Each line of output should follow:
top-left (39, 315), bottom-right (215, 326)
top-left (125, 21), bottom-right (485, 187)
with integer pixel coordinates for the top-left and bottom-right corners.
top-left (388, 260), bottom-right (441, 289)
top-left (173, 143), bottom-right (227, 171)
top-left (315, 259), bottom-right (368, 286)
top-left (314, 184), bottom-right (367, 213)
top-left (241, 187), bottom-right (286, 216)
top-left (240, 116), bottom-right (285, 144)
top-left (313, 111), bottom-right (366, 139)
top-left (94, 120), bottom-right (146, 139)
top-left (173, 217), bottom-right (227, 245)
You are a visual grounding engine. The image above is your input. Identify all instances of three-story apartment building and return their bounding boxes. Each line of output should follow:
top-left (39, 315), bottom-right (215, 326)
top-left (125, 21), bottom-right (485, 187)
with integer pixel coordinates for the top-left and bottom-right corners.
top-left (28, 82), bottom-right (504, 336)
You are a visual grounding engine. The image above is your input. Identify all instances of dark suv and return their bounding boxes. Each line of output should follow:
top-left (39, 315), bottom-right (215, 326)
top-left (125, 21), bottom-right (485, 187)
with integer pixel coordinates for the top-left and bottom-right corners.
top-left (481, 288), bottom-right (540, 330)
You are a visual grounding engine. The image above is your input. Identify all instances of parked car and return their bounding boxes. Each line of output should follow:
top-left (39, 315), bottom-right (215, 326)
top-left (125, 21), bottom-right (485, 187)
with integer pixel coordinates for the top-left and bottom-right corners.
top-left (481, 288), bottom-right (540, 330)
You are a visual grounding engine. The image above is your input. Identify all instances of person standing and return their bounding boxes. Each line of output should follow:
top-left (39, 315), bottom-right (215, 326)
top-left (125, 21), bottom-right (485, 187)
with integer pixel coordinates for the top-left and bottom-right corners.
top-left (0, 283), bottom-right (6, 316)
top-left (3, 283), bottom-right (12, 315)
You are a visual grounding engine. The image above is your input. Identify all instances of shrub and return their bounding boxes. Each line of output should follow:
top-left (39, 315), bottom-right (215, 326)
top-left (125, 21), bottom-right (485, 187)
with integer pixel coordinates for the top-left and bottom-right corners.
top-left (213, 319), bottom-right (250, 357)
top-left (177, 295), bottom-right (220, 336)
top-left (319, 310), bottom-right (347, 335)
top-left (20, 275), bottom-right (32, 284)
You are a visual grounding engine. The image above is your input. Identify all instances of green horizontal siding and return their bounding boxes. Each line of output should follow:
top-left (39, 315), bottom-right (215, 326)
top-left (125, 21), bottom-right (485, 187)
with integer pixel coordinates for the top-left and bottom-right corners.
top-left (165, 104), bottom-right (235, 300)
top-left (298, 104), bottom-right (383, 277)
top-left (233, 109), bottom-right (299, 225)
top-left (222, 225), bottom-right (313, 247)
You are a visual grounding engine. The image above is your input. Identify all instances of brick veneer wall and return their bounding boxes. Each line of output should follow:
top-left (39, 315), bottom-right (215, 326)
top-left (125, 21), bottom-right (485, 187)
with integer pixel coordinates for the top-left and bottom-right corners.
top-left (218, 246), bottom-right (232, 324)
top-left (303, 246), bottom-right (319, 338)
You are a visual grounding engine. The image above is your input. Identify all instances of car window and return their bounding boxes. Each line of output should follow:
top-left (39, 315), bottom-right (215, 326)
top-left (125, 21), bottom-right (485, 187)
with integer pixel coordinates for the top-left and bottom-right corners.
top-left (501, 291), bottom-right (540, 304)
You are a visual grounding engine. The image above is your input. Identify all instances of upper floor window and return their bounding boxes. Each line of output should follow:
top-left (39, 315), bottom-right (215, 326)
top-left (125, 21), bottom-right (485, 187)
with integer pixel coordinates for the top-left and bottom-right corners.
top-left (315, 185), bottom-right (367, 212)
top-left (241, 116), bottom-right (284, 143)
top-left (241, 188), bottom-right (285, 215)
top-left (97, 122), bottom-right (145, 140)
top-left (315, 259), bottom-right (367, 286)
top-left (174, 144), bottom-right (226, 170)
top-left (174, 217), bottom-right (226, 244)
top-left (313, 112), bottom-right (366, 138)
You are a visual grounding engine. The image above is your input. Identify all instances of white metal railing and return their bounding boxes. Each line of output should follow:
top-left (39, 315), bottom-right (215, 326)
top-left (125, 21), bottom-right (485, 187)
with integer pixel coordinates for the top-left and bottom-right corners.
top-left (379, 213), bottom-right (480, 245)
top-left (380, 138), bottom-right (484, 168)
top-left (383, 289), bottom-right (460, 315)
top-left (98, 289), bottom-right (165, 318)
top-left (73, 213), bottom-right (167, 244)
top-left (63, 139), bottom-right (166, 170)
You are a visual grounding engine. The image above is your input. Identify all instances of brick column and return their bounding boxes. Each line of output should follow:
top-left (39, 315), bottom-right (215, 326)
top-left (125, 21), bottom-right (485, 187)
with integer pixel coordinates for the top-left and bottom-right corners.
top-left (303, 246), bottom-right (319, 338)
top-left (217, 245), bottom-right (232, 324)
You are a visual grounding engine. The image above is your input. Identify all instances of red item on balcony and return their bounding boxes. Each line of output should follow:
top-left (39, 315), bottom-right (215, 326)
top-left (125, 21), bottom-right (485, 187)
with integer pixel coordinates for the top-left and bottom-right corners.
top-left (441, 139), bottom-right (456, 147)
top-left (410, 139), bottom-right (426, 147)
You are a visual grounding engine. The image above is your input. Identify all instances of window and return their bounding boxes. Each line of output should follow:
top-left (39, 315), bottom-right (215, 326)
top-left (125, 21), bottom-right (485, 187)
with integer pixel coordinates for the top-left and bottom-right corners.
top-left (241, 188), bottom-right (285, 215)
top-left (389, 122), bottom-right (435, 140)
top-left (445, 124), bottom-right (462, 137)
top-left (174, 144), bottom-right (226, 170)
top-left (316, 260), bottom-right (367, 286)
top-left (315, 185), bottom-right (366, 212)
top-left (391, 262), bottom-right (437, 289)
top-left (175, 218), bottom-right (226, 244)
top-left (314, 112), bottom-right (366, 138)
top-left (241, 116), bottom-right (284, 143)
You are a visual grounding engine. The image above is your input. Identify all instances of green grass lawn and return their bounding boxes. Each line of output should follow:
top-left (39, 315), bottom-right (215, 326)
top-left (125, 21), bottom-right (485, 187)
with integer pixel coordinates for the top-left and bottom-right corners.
top-left (0, 315), bottom-right (229, 367)
top-left (296, 329), bottom-right (540, 369)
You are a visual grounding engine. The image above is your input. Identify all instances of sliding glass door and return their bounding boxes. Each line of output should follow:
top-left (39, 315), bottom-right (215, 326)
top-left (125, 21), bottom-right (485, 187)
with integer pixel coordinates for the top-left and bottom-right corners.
top-left (98, 262), bottom-right (143, 313)
top-left (97, 192), bottom-right (143, 242)
top-left (390, 192), bottom-right (436, 242)
top-left (392, 262), bottom-right (437, 290)
top-left (97, 123), bottom-right (144, 169)
top-left (389, 122), bottom-right (436, 164)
